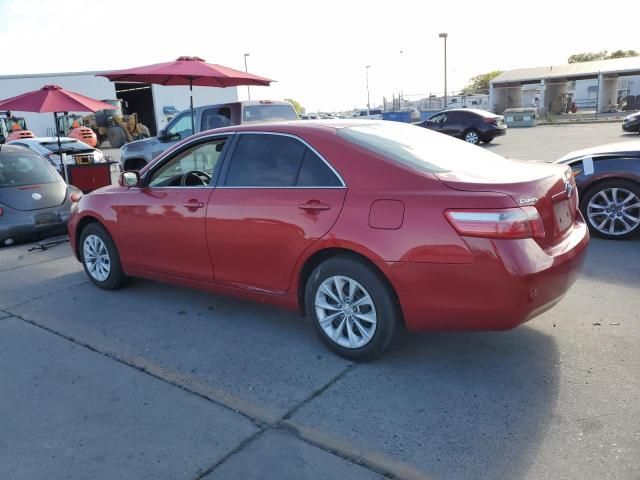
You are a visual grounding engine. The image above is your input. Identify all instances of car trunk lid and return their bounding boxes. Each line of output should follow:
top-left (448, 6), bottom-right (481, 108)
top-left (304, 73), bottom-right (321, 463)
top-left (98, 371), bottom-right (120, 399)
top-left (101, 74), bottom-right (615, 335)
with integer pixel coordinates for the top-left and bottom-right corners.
top-left (0, 182), bottom-right (66, 211)
top-left (436, 160), bottom-right (578, 248)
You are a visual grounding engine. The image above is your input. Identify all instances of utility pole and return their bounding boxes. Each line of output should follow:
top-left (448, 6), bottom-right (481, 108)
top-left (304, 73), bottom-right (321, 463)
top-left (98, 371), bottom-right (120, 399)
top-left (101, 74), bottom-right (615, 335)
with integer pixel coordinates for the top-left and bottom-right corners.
top-left (366, 65), bottom-right (371, 115)
top-left (439, 33), bottom-right (448, 108)
top-left (244, 53), bottom-right (251, 100)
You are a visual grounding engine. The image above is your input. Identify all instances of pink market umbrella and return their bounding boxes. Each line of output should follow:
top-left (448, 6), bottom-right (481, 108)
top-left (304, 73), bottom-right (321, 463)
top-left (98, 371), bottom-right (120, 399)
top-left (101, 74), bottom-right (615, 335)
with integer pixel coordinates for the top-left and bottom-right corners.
top-left (0, 85), bottom-right (115, 169)
top-left (98, 56), bottom-right (273, 131)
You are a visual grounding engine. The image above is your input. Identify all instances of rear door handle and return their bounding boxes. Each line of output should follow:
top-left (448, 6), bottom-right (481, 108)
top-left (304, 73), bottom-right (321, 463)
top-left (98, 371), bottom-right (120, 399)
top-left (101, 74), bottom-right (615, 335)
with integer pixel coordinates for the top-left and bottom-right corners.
top-left (183, 200), bottom-right (205, 210)
top-left (298, 201), bottom-right (331, 211)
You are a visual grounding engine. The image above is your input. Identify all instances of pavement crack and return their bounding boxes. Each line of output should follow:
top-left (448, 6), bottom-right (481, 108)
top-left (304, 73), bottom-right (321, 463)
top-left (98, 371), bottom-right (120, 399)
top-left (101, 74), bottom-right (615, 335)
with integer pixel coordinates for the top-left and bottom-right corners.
top-left (2, 279), bottom-right (89, 310)
top-left (0, 254), bottom-right (71, 273)
top-left (280, 362), bottom-right (358, 421)
top-left (191, 429), bottom-right (266, 480)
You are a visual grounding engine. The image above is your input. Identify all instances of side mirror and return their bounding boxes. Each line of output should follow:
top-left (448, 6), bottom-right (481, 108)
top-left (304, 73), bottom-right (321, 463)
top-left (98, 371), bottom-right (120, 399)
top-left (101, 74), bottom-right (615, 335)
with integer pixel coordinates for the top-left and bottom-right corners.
top-left (119, 171), bottom-right (140, 187)
top-left (158, 128), bottom-right (167, 140)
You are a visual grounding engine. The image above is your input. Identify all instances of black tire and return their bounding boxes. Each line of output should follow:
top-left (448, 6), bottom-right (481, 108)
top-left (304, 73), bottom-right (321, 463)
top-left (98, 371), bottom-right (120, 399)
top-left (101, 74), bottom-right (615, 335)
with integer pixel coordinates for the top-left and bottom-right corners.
top-left (79, 223), bottom-right (127, 289)
top-left (304, 255), bottom-right (399, 361)
top-left (580, 179), bottom-right (640, 240)
top-left (107, 126), bottom-right (126, 148)
top-left (463, 128), bottom-right (480, 145)
top-left (482, 137), bottom-right (493, 144)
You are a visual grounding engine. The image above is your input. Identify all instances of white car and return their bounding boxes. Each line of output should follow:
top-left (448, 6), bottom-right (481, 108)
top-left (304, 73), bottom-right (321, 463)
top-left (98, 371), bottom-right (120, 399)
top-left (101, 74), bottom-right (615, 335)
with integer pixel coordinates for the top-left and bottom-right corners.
top-left (8, 137), bottom-right (105, 173)
top-left (352, 109), bottom-right (383, 120)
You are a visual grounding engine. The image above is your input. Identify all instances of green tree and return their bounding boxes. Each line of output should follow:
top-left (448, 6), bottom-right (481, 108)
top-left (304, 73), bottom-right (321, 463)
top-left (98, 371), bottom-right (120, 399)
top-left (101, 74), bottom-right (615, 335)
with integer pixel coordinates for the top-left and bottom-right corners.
top-left (461, 71), bottom-right (503, 95)
top-left (284, 98), bottom-right (305, 114)
top-left (568, 50), bottom-right (639, 63)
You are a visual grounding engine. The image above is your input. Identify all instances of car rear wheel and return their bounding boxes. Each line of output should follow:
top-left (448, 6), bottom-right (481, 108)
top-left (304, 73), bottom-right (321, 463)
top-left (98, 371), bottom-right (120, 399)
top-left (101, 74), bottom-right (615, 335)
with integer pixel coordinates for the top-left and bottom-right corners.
top-left (580, 180), bottom-right (640, 240)
top-left (80, 223), bottom-right (127, 289)
top-left (305, 256), bottom-right (398, 361)
top-left (464, 129), bottom-right (480, 145)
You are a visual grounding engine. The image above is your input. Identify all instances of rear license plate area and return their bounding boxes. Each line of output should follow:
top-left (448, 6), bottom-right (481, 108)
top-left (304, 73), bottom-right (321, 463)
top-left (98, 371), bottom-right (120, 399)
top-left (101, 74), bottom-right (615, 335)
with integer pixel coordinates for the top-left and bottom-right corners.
top-left (34, 212), bottom-right (60, 226)
top-left (553, 199), bottom-right (573, 232)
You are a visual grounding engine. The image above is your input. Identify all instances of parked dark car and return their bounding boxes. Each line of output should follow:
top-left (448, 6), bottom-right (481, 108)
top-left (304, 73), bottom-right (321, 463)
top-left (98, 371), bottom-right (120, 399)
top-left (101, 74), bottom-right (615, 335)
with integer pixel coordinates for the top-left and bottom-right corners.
top-left (622, 111), bottom-right (640, 133)
top-left (418, 108), bottom-right (507, 145)
top-left (0, 144), bottom-right (81, 246)
top-left (556, 140), bottom-right (640, 239)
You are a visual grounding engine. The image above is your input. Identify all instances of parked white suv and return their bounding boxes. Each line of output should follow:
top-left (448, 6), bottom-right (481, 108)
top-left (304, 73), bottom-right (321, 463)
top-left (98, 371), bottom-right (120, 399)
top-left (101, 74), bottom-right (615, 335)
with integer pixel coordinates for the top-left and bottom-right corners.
top-left (352, 109), bottom-right (383, 120)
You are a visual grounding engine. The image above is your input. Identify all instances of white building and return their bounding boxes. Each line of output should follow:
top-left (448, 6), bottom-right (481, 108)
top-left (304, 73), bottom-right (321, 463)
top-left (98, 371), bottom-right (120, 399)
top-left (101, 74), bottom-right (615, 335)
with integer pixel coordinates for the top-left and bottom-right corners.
top-left (0, 71), bottom-right (238, 136)
top-left (490, 57), bottom-right (640, 114)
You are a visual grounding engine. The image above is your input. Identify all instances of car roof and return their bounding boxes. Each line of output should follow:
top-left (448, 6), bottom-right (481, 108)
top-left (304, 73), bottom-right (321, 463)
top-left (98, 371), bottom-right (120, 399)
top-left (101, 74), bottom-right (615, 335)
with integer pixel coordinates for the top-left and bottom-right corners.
top-left (0, 143), bottom-right (36, 154)
top-left (442, 108), bottom-right (497, 116)
top-left (556, 140), bottom-right (640, 162)
top-left (12, 137), bottom-right (79, 144)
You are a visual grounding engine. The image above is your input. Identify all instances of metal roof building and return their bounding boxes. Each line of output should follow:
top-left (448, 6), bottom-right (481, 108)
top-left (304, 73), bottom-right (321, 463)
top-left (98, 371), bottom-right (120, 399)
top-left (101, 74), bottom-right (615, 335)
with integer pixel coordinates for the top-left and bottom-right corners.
top-left (490, 57), bottom-right (640, 115)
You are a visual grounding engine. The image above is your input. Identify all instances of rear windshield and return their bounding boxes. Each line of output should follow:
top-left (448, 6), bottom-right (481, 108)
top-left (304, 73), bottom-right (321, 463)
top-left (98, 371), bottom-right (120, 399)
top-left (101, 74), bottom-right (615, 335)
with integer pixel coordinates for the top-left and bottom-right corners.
top-left (0, 152), bottom-right (59, 187)
top-left (243, 104), bottom-right (298, 123)
top-left (40, 140), bottom-right (92, 152)
top-left (337, 121), bottom-right (508, 174)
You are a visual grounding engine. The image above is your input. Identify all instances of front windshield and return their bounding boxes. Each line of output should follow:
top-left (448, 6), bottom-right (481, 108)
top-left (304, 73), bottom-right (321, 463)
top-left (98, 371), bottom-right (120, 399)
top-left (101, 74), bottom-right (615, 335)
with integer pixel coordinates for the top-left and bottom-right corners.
top-left (0, 152), bottom-right (58, 187)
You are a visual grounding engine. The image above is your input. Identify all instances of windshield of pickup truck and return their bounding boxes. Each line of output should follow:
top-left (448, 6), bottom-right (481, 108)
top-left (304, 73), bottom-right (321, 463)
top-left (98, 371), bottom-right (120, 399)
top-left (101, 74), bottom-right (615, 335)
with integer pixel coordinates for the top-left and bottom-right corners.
top-left (242, 104), bottom-right (298, 123)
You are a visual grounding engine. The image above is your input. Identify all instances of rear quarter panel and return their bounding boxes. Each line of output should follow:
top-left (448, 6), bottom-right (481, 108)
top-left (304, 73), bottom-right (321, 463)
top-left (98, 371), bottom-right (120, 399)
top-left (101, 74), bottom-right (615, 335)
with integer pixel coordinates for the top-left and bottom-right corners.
top-left (571, 157), bottom-right (640, 192)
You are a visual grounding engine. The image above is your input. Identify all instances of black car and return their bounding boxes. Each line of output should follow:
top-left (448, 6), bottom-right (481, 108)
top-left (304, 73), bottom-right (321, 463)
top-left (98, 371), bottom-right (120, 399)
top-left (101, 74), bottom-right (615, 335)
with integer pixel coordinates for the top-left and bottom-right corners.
top-left (622, 111), bottom-right (640, 133)
top-left (418, 108), bottom-right (507, 145)
top-left (0, 144), bottom-right (81, 246)
top-left (556, 140), bottom-right (640, 240)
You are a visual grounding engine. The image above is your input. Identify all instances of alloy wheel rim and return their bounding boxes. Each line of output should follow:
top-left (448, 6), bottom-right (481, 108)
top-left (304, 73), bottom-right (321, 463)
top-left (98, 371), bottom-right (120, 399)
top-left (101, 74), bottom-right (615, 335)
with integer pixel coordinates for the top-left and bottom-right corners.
top-left (587, 187), bottom-right (640, 236)
top-left (465, 131), bottom-right (479, 144)
top-left (314, 275), bottom-right (377, 349)
top-left (83, 234), bottom-right (111, 281)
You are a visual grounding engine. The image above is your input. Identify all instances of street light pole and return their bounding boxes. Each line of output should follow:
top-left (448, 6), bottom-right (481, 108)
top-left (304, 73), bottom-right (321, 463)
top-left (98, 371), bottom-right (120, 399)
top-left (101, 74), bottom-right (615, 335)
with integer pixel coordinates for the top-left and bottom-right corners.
top-left (366, 65), bottom-right (371, 115)
top-left (439, 33), bottom-right (448, 109)
top-left (244, 53), bottom-right (251, 100)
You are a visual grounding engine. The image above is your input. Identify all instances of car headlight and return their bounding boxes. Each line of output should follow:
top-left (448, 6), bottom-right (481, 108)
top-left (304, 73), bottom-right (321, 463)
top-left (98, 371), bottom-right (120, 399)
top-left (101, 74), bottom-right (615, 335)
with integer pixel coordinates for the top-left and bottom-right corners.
top-left (93, 150), bottom-right (105, 163)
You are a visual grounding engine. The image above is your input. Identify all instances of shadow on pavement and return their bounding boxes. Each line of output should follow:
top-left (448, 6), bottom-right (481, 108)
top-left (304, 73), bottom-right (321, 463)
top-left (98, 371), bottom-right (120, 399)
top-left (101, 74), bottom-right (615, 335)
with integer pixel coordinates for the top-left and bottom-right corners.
top-left (290, 327), bottom-right (559, 480)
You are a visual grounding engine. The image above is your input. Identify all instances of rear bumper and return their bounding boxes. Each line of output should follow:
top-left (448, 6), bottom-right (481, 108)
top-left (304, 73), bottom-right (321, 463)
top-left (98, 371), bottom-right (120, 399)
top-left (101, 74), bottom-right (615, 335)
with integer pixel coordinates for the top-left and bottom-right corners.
top-left (484, 126), bottom-right (507, 138)
top-left (0, 207), bottom-right (70, 246)
top-left (380, 216), bottom-right (589, 331)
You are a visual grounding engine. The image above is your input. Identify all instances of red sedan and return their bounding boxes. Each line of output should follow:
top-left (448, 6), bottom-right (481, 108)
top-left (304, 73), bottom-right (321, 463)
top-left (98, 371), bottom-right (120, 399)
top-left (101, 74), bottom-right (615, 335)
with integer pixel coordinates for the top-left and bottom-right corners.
top-left (68, 120), bottom-right (589, 360)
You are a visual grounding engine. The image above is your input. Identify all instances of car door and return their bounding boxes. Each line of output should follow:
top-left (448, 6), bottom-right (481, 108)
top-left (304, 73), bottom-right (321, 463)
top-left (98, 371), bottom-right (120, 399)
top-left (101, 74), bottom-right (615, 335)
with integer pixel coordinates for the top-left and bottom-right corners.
top-left (151, 112), bottom-right (194, 159)
top-left (116, 136), bottom-right (230, 281)
top-left (206, 132), bottom-right (347, 294)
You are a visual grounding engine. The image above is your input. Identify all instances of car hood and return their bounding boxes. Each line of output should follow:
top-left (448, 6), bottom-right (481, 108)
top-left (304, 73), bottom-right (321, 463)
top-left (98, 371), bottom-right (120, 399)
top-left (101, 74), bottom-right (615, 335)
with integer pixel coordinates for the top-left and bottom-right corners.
top-left (122, 137), bottom-right (161, 151)
top-left (0, 182), bottom-right (67, 211)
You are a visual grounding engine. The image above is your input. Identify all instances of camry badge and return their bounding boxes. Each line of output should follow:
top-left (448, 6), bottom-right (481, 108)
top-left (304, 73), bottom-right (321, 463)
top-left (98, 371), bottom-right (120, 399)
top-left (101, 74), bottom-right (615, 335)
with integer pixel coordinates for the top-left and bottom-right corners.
top-left (32, 193), bottom-right (42, 200)
top-left (518, 197), bottom-right (538, 205)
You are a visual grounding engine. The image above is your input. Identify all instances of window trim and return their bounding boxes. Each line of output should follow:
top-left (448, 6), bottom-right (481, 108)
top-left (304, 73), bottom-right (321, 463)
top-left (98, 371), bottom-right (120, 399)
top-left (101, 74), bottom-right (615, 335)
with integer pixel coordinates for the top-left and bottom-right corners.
top-left (217, 131), bottom-right (346, 189)
top-left (141, 133), bottom-right (233, 189)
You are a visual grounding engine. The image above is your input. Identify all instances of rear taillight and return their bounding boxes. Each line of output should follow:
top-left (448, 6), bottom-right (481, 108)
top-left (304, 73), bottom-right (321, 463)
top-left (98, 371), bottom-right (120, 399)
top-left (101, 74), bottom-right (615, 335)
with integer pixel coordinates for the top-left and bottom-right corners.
top-left (483, 117), bottom-right (498, 124)
top-left (445, 206), bottom-right (545, 239)
top-left (70, 192), bottom-right (82, 203)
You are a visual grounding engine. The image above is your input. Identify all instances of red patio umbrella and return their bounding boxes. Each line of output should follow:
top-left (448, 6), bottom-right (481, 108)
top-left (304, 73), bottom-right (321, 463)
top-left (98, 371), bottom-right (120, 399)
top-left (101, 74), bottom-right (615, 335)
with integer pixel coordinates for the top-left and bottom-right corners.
top-left (98, 56), bottom-right (273, 132)
top-left (0, 85), bottom-right (115, 176)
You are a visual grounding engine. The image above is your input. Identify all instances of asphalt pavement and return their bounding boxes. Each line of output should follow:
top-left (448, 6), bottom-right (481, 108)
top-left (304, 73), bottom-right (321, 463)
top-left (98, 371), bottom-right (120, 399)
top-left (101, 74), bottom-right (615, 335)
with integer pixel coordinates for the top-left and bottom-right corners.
top-left (1, 122), bottom-right (639, 480)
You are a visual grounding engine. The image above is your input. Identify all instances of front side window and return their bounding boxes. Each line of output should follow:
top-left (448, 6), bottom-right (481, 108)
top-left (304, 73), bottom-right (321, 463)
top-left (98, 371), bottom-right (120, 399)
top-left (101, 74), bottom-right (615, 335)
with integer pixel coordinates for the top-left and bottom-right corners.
top-left (430, 113), bottom-right (447, 124)
top-left (148, 139), bottom-right (226, 187)
top-left (166, 113), bottom-right (193, 140)
top-left (224, 134), bottom-right (342, 187)
top-left (201, 107), bottom-right (231, 130)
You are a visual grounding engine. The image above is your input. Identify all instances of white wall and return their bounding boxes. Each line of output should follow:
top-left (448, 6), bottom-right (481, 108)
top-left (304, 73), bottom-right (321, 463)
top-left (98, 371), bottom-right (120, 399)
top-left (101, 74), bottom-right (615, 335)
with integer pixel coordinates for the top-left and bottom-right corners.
top-left (0, 73), bottom-right (116, 136)
top-left (152, 84), bottom-right (238, 131)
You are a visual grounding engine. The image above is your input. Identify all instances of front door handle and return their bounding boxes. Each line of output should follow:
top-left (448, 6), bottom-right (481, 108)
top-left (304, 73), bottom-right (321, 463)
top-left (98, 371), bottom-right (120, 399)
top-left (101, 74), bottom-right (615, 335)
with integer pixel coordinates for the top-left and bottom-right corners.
top-left (183, 200), bottom-right (205, 210)
top-left (298, 201), bottom-right (331, 212)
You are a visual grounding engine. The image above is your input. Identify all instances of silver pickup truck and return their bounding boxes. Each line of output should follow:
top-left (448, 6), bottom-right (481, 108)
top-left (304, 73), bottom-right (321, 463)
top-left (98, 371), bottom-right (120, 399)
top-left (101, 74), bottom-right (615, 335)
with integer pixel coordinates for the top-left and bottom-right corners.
top-left (120, 100), bottom-right (298, 171)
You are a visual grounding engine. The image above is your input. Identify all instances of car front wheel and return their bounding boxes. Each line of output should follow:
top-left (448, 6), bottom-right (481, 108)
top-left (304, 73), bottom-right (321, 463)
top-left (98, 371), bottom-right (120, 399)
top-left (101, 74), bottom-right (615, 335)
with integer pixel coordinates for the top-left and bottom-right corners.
top-left (580, 180), bottom-right (640, 240)
top-left (80, 223), bottom-right (127, 289)
top-left (305, 256), bottom-right (399, 361)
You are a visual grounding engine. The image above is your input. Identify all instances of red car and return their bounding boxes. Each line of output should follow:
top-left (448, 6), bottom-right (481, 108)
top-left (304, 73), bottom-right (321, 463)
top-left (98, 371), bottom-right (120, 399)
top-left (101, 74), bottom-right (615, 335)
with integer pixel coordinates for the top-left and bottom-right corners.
top-left (68, 121), bottom-right (589, 360)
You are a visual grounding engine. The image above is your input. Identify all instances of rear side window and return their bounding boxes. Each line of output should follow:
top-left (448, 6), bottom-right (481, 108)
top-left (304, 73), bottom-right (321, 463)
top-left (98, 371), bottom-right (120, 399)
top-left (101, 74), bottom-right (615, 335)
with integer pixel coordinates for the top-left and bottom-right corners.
top-left (224, 134), bottom-right (342, 187)
top-left (298, 149), bottom-right (342, 187)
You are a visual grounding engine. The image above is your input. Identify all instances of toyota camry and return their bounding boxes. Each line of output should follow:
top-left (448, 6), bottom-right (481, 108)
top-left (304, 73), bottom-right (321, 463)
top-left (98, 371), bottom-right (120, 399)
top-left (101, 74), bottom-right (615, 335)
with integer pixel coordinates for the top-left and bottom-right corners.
top-left (68, 121), bottom-right (589, 360)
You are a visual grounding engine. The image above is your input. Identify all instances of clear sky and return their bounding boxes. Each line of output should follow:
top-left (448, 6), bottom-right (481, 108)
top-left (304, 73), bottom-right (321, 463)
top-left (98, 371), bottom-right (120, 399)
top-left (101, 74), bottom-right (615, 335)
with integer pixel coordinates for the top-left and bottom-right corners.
top-left (0, 0), bottom-right (637, 112)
